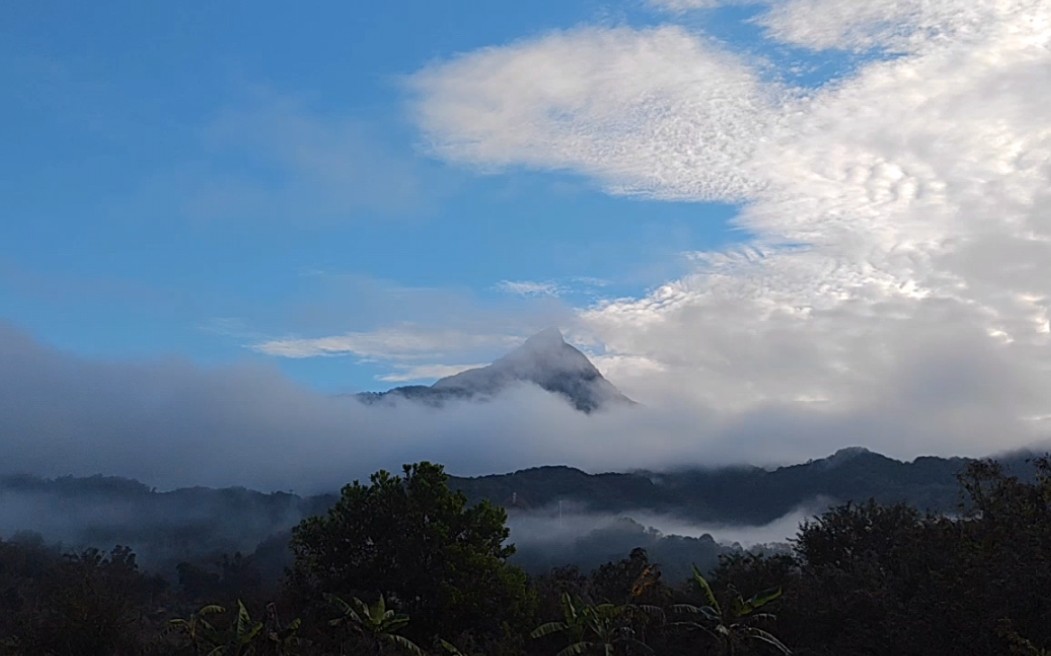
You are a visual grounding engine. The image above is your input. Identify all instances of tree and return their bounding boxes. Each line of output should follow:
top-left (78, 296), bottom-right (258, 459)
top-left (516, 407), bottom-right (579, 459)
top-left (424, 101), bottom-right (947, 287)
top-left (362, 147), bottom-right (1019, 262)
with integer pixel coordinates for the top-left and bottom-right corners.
top-left (591, 548), bottom-right (666, 605)
top-left (769, 457), bottom-right (1051, 655)
top-left (290, 462), bottom-right (533, 640)
top-left (10, 545), bottom-right (164, 655)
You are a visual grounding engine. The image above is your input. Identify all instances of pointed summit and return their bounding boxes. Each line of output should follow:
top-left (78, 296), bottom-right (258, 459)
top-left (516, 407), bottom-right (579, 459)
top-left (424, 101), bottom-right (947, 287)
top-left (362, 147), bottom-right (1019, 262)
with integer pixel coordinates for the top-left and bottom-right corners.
top-left (520, 326), bottom-right (565, 350)
top-left (359, 328), bottom-right (634, 413)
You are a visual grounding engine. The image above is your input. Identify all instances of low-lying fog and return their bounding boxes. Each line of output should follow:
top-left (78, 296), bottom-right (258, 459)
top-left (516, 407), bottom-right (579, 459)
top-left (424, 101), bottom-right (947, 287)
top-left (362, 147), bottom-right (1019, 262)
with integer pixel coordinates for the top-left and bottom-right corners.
top-left (507, 503), bottom-right (821, 550)
top-left (0, 321), bottom-right (1035, 493)
top-left (0, 480), bottom-right (827, 581)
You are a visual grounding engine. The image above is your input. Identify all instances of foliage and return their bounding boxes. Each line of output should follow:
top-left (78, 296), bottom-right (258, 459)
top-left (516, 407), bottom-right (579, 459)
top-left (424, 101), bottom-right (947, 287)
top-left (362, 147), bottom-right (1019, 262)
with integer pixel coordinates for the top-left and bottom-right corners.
top-left (289, 461), bottom-right (533, 641)
top-left (166, 603), bottom-right (227, 654)
top-left (0, 543), bottom-right (165, 655)
top-left (166, 599), bottom-right (302, 655)
top-left (531, 593), bottom-right (657, 656)
top-left (669, 566), bottom-right (789, 656)
top-left (325, 593), bottom-right (422, 655)
top-left (719, 457), bottom-right (1051, 655)
top-left (5, 456), bottom-right (1051, 656)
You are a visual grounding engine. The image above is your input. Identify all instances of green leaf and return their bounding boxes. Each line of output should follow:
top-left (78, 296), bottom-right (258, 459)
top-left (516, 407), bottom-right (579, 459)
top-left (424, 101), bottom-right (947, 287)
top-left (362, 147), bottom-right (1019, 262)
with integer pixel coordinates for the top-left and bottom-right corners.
top-left (381, 617), bottom-right (409, 636)
top-left (531, 621), bottom-right (570, 639)
top-left (742, 626), bottom-right (793, 654)
top-left (741, 587), bottom-right (783, 615)
top-left (732, 593), bottom-right (747, 618)
top-left (561, 593), bottom-right (579, 622)
top-left (555, 642), bottom-right (592, 656)
top-left (234, 600), bottom-right (257, 640)
top-left (439, 638), bottom-right (468, 656)
top-left (691, 565), bottom-right (721, 614)
top-left (384, 633), bottom-right (424, 656)
top-left (324, 593), bottom-right (352, 615)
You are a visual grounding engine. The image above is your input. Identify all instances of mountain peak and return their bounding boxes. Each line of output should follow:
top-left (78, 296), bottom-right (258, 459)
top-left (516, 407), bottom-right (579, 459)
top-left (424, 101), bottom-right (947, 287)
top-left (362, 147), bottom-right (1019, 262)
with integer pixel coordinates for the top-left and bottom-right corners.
top-left (521, 327), bottom-right (565, 350)
top-left (359, 328), bottom-right (634, 413)
top-left (816, 446), bottom-right (880, 469)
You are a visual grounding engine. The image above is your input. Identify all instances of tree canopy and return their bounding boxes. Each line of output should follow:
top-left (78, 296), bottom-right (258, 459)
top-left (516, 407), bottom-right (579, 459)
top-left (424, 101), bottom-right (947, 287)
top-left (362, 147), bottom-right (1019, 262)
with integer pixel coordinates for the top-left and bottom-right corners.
top-left (289, 461), bottom-right (533, 641)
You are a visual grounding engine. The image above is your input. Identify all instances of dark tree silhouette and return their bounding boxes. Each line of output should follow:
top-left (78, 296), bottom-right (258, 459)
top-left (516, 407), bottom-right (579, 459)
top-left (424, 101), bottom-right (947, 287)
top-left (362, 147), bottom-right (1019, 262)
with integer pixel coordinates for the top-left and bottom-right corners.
top-left (289, 462), bottom-right (534, 641)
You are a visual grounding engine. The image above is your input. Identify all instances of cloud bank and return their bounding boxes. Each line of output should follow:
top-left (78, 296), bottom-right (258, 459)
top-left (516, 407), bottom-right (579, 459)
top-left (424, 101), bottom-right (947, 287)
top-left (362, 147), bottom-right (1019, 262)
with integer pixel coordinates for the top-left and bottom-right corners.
top-left (408, 0), bottom-right (1051, 458)
top-left (0, 319), bottom-right (1039, 493)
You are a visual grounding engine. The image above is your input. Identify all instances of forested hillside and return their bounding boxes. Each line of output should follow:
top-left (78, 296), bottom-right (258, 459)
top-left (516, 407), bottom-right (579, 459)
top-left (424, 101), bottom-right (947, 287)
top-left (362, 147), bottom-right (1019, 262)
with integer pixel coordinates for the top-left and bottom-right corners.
top-left (2, 456), bottom-right (1051, 654)
top-left (3, 448), bottom-right (1034, 584)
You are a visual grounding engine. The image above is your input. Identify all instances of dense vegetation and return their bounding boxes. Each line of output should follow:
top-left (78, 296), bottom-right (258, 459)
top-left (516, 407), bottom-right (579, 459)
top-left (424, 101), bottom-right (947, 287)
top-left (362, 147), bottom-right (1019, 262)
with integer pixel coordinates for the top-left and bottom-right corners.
top-left (2, 456), bottom-right (1050, 655)
top-left (0, 447), bottom-right (999, 580)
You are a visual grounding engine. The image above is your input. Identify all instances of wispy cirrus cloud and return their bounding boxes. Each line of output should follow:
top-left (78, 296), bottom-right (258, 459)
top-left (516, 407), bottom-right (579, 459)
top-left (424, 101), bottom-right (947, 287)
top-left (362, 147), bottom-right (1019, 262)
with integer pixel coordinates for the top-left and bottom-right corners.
top-left (252, 325), bottom-right (521, 361)
top-left (645, 0), bottom-right (745, 13)
top-left (120, 92), bottom-right (448, 226)
top-left (495, 280), bottom-right (562, 297)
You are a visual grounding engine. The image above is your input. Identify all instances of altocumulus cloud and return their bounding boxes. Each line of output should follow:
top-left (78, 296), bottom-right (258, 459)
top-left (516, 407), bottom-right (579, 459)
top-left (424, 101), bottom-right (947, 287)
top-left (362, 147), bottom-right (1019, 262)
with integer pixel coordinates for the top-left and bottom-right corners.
top-left (410, 0), bottom-right (1051, 457)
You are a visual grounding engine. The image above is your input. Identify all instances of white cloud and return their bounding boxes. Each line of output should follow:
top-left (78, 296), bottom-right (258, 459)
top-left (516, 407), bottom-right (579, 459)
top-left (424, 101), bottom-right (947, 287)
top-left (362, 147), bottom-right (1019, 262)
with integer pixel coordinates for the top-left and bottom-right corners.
top-left (409, 1), bottom-right (1051, 459)
top-left (495, 280), bottom-right (562, 297)
top-left (646, 0), bottom-right (727, 12)
top-left (410, 25), bottom-right (784, 202)
top-left (756, 0), bottom-right (1040, 53)
top-left (377, 363), bottom-right (486, 383)
top-left (252, 325), bottom-right (521, 360)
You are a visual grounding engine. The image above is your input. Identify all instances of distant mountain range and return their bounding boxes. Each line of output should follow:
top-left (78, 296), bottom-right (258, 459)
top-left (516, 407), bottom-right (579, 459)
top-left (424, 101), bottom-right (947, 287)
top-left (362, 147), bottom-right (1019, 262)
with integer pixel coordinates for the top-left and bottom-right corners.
top-left (4, 447), bottom-right (1045, 581)
top-left (355, 328), bottom-right (634, 413)
top-left (454, 446), bottom-right (979, 525)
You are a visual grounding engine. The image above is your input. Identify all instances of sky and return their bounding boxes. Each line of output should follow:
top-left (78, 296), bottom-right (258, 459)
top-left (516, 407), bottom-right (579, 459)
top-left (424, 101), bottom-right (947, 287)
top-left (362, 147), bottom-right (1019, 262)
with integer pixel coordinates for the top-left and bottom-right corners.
top-left (1, 0), bottom-right (1050, 487)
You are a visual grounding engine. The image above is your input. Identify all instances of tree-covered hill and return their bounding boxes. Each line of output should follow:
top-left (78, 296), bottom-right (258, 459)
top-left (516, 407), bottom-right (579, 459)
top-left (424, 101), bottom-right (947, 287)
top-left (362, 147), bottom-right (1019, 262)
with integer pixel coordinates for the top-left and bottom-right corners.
top-left (0, 447), bottom-right (1040, 580)
top-left (449, 447), bottom-right (980, 524)
top-left (3, 455), bottom-right (1051, 654)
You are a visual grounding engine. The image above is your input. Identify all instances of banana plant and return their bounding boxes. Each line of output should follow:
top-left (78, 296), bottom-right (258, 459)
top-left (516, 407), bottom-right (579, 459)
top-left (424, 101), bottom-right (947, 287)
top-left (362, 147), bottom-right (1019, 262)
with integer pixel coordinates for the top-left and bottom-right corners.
top-left (165, 604), bottom-right (227, 655)
top-left (531, 593), bottom-right (654, 656)
top-left (167, 600), bottom-right (265, 656)
top-left (325, 593), bottom-right (423, 656)
top-left (264, 602), bottom-right (303, 655)
top-left (669, 566), bottom-right (790, 656)
top-left (213, 600), bottom-right (264, 656)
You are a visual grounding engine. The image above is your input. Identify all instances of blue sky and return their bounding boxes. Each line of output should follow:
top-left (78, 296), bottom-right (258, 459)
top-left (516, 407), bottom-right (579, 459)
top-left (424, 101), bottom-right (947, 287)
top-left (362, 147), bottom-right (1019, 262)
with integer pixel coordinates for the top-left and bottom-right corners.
top-left (1, 0), bottom-right (762, 392)
top-left (3, 0), bottom-right (1051, 477)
